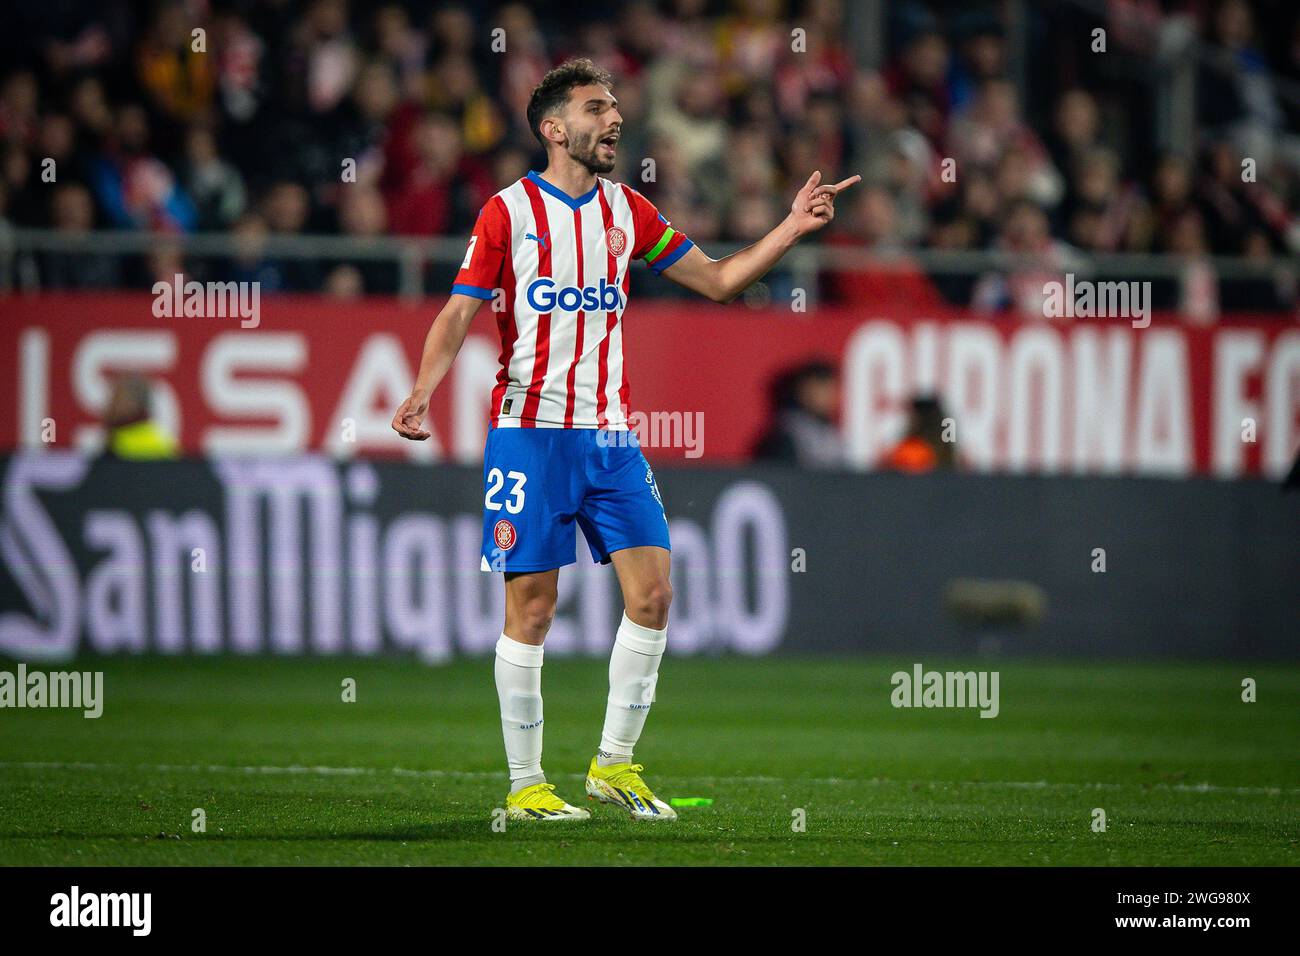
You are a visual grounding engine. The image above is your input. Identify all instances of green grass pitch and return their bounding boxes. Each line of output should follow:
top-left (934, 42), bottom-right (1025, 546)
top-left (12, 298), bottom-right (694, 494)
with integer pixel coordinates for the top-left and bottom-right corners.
top-left (0, 655), bottom-right (1295, 866)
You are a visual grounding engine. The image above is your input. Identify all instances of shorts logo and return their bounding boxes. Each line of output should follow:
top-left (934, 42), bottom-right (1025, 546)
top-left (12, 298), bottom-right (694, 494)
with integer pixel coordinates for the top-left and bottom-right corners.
top-left (493, 519), bottom-right (517, 551)
top-left (645, 463), bottom-right (663, 507)
top-left (606, 226), bottom-right (627, 257)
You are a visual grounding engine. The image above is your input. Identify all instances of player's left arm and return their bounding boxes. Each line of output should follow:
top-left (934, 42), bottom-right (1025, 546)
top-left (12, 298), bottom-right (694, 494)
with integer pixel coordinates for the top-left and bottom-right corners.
top-left (661, 171), bottom-right (860, 303)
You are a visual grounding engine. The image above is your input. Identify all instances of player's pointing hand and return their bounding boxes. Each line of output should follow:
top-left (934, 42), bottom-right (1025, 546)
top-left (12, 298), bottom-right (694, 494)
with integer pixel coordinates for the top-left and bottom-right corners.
top-left (789, 170), bottom-right (861, 236)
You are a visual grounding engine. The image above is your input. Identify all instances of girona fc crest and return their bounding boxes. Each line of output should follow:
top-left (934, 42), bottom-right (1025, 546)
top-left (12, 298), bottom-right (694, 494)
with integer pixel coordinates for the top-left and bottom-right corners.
top-left (493, 519), bottom-right (517, 551)
top-left (606, 226), bottom-right (627, 257)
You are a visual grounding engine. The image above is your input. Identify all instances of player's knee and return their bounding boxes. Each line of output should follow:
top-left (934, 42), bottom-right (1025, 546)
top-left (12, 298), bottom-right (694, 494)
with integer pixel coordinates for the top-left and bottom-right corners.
top-left (521, 597), bottom-right (556, 638)
top-left (628, 578), bottom-right (672, 630)
top-left (511, 593), bottom-right (556, 642)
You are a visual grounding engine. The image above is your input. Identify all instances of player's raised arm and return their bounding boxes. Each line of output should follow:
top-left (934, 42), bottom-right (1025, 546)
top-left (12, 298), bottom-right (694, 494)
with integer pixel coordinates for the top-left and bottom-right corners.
top-left (661, 171), bottom-right (860, 303)
top-left (391, 293), bottom-right (484, 440)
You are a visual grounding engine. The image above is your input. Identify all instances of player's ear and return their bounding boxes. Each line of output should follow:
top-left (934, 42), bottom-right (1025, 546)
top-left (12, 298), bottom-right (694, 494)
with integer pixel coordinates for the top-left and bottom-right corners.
top-left (541, 115), bottom-right (565, 146)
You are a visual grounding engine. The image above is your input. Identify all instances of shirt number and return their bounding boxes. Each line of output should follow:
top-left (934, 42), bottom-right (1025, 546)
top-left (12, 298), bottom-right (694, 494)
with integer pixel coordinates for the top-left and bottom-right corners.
top-left (485, 468), bottom-right (526, 514)
top-left (460, 235), bottom-right (478, 270)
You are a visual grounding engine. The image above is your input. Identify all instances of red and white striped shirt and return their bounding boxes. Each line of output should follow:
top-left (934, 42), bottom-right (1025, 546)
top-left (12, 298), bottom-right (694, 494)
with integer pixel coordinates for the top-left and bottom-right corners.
top-left (452, 171), bottom-right (693, 429)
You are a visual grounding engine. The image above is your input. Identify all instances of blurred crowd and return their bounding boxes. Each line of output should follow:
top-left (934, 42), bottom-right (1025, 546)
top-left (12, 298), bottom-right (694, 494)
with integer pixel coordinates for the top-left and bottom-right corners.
top-left (2, 0), bottom-right (1298, 313)
top-left (751, 359), bottom-right (957, 473)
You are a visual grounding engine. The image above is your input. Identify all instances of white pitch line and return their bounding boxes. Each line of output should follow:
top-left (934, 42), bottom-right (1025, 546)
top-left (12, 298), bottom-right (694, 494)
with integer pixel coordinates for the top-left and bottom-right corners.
top-left (0, 761), bottom-right (1293, 796)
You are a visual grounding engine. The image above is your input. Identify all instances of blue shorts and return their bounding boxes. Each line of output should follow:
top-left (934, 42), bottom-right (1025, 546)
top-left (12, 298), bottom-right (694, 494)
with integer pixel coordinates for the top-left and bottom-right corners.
top-left (479, 428), bottom-right (670, 573)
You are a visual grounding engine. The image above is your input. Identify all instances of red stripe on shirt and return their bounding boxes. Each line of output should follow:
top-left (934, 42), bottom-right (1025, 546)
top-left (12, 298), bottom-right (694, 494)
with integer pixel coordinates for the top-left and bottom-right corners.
top-left (489, 209), bottom-right (516, 428)
top-left (619, 183), bottom-right (660, 258)
top-left (520, 179), bottom-right (552, 427)
top-left (562, 207), bottom-right (585, 426)
top-left (618, 269), bottom-right (632, 416)
top-left (595, 186), bottom-right (619, 427)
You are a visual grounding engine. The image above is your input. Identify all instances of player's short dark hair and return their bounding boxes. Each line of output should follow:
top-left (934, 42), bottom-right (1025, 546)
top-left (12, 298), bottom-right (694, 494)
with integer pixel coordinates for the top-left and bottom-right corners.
top-left (526, 58), bottom-right (613, 146)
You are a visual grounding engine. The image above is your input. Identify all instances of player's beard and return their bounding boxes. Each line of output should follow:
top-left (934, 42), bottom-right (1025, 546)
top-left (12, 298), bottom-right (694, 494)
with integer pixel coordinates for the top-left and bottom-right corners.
top-left (569, 129), bottom-right (615, 174)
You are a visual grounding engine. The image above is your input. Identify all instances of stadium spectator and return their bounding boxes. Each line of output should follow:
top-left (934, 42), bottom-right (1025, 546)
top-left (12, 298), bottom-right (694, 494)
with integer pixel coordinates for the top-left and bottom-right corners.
top-left (647, 67), bottom-right (729, 180)
top-left (67, 75), bottom-right (114, 147)
top-left (1198, 0), bottom-right (1285, 164)
top-left (1045, 89), bottom-right (1103, 188)
top-left (223, 212), bottom-right (287, 291)
top-left (386, 111), bottom-right (493, 237)
top-left (882, 395), bottom-right (956, 472)
top-left (182, 125), bottom-right (246, 230)
top-left (1169, 207), bottom-right (1220, 324)
top-left (886, 27), bottom-right (952, 148)
top-left (372, 5), bottom-right (429, 99)
top-left (1059, 147), bottom-right (1142, 252)
top-left (0, 109), bottom-right (85, 237)
top-left (753, 360), bottom-right (844, 469)
top-left (825, 184), bottom-right (947, 308)
top-left (324, 262), bottom-right (365, 299)
top-left (972, 200), bottom-right (1076, 317)
top-left (949, 15), bottom-right (1006, 111)
top-left (1131, 154), bottom-right (1196, 253)
top-left (135, 0), bottom-right (215, 131)
top-left (41, 183), bottom-right (121, 288)
top-left (295, 0), bottom-right (361, 117)
top-left (0, 70), bottom-right (39, 148)
top-left (259, 181), bottom-right (322, 289)
top-left (100, 373), bottom-right (179, 461)
top-left (36, 113), bottom-right (84, 189)
top-left (336, 185), bottom-right (399, 294)
top-left (90, 104), bottom-right (197, 232)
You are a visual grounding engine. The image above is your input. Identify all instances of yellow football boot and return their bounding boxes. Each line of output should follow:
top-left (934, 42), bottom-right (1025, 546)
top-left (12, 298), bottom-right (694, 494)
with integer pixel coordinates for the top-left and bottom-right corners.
top-left (504, 782), bottom-right (591, 821)
top-left (585, 758), bottom-right (677, 821)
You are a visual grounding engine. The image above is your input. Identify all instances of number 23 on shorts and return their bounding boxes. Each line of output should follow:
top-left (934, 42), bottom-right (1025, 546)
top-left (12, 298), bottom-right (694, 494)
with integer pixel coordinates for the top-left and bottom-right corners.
top-left (485, 468), bottom-right (527, 514)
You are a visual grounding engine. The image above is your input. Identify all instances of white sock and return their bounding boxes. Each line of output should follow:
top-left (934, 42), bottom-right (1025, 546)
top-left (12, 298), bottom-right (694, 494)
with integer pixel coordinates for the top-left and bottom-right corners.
top-left (598, 613), bottom-right (667, 765)
top-left (495, 634), bottom-right (546, 791)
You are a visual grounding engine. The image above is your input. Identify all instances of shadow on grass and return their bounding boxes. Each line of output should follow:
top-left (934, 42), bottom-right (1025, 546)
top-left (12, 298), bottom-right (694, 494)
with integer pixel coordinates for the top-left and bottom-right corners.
top-left (3, 819), bottom-right (824, 845)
